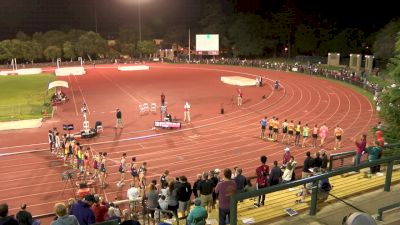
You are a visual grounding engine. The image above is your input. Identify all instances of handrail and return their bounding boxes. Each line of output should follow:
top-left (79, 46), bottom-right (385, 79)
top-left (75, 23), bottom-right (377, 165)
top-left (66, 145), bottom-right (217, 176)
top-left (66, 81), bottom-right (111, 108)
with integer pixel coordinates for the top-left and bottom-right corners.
top-left (328, 151), bottom-right (356, 171)
top-left (376, 202), bottom-right (400, 221)
top-left (229, 155), bottom-right (400, 225)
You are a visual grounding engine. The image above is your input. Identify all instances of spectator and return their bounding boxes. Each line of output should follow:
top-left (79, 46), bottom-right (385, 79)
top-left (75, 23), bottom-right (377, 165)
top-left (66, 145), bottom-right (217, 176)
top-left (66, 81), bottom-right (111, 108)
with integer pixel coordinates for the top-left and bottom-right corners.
top-left (91, 195), bottom-right (108, 223)
top-left (215, 168), bottom-right (237, 225)
top-left (255, 155), bottom-right (269, 207)
top-left (341, 212), bottom-right (377, 225)
top-left (69, 194), bottom-right (96, 225)
top-left (193, 174), bottom-right (202, 199)
top-left (210, 170), bottom-right (219, 210)
top-left (302, 151), bottom-right (314, 178)
top-left (51, 203), bottom-right (79, 225)
top-left (107, 207), bottom-right (121, 223)
top-left (0, 203), bottom-right (19, 225)
top-left (282, 156), bottom-right (297, 183)
top-left (354, 134), bottom-right (367, 166)
top-left (158, 195), bottom-right (168, 211)
top-left (269, 161), bottom-right (283, 185)
top-left (197, 172), bottom-right (214, 213)
top-left (177, 176), bottom-right (192, 217)
top-left (166, 180), bottom-right (178, 218)
top-left (187, 198), bottom-right (208, 225)
top-left (364, 141), bottom-right (383, 174)
top-left (146, 183), bottom-right (159, 221)
top-left (16, 204), bottom-right (33, 225)
top-left (160, 170), bottom-right (169, 195)
top-left (244, 179), bottom-right (255, 193)
top-left (127, 182), bottom-right (140, 201)
top-left (282, 147), bottom-right (291, 168)
top-left (313, 152), bottom-right (322, 168)
top-left (234, 168), bottom-right (247, 193)
top-left (120, 209), bottom-right (140, 225)
top-left (320, 150), bottom-right (328, 172)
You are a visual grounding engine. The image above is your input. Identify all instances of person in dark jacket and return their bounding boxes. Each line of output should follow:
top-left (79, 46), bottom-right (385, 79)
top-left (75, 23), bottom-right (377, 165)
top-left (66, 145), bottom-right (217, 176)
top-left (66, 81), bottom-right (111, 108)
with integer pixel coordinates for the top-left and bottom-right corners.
top-left (234, 168), bottom-right (247, 192)
top-left (269, 161), bottom-right (283, 185)
top-left (177, 176), bottom-right (192, 217)
top-left (70, 194), bottom-right (96, 225)
top-left (313, 152), bottom-right (322, 168)
top-left (16, 204), bottom-right (33, 225)
top-left (193, 174), bottom-right (202, 198)
top-left (302, 151), bottom-right (314, 178)
top-left (0, 203), bottom-right (19, 225)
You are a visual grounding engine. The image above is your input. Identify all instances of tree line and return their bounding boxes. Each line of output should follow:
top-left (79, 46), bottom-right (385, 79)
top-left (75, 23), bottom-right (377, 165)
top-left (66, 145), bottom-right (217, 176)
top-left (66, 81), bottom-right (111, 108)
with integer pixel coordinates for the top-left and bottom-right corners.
top-left (0, 0), bottom-right (399, 63)
top-left (0, 29), bottom-right (157, 63)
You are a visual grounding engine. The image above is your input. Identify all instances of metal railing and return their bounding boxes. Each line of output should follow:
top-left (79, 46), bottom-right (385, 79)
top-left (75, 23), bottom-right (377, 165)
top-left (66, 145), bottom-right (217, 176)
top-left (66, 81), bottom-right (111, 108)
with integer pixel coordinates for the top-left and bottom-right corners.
top-left (229, 155), bottom-right (400, 225)
top-left (376, 202), bottom-right (400, 221)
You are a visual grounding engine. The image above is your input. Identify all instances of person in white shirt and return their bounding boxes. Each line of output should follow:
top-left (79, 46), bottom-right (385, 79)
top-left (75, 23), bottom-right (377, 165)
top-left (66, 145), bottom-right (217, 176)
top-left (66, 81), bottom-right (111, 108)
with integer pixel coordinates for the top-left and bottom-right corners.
top-left (184, 101), bottom-right (191, 123)
top-left (127, 182), bottom-right (140, 200)
top-left (127, 182), bottom-right (141, 211)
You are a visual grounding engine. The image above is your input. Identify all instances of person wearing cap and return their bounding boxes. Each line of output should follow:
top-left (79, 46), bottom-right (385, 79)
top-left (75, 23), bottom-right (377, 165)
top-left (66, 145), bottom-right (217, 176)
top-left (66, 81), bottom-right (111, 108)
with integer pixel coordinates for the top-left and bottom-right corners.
top-left (115, 108), bottom-right (124, 129)
top-left (187, 198), bottom-right (208, 225)
top-left (282, 147), bottom-right (291, 168)
top-left (51, 203), bottom-right (79, 225)
top-left (69, 194), bottom-right (96, 225)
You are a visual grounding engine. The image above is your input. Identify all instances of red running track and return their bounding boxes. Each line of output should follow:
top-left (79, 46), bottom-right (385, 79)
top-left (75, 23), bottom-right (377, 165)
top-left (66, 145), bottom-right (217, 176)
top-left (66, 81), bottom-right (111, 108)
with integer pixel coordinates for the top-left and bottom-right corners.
top-left (0, 64), bottom-right (378, 218)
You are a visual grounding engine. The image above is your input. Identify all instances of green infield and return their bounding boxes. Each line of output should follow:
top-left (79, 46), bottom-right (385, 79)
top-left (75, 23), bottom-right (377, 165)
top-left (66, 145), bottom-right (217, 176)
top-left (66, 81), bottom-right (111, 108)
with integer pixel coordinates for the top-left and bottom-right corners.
top-left (0, 74), bottom-right (56, 121)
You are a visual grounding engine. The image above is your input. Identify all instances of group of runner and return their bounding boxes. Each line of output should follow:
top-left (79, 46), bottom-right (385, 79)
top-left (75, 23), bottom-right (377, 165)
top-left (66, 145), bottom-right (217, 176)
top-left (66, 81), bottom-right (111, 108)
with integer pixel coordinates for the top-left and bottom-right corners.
top-left (260, 116), bottom-right (344, 150)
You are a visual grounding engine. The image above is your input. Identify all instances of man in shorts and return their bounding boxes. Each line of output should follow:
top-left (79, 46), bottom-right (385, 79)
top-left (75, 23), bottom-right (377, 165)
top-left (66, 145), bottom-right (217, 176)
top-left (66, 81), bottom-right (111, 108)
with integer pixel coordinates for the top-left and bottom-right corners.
top-left (197, 172), bottom-right (214, 213)
top-left (281, 119), bottom-right (288, 144)
top-left (115, 108), bottom-right (124, 128)
top-left (334, 125), bottom-right (344, 150)
top-left (268, 117), bottom-right (275, 140)
top-left (288, 120), bottom-right (294, 145)
top-left (260, 116), bottom-right (267, 140)
top-left (177, 176), bottom-right (192, 217)
top-left (273, 118), bottom-right (279, 142)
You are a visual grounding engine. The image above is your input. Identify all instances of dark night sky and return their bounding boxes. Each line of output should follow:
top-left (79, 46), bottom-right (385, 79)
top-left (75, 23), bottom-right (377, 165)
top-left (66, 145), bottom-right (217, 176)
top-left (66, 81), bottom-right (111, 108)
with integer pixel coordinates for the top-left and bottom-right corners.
top-left (0, 0), bottom-right (397, 39)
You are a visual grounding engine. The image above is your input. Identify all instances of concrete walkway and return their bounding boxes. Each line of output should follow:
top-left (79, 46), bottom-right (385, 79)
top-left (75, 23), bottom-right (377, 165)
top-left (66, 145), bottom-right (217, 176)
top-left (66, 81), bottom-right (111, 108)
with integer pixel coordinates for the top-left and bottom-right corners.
top-left (269, 183), bottom-right (400, 225)
top-left (0, 118), bottom-right (42, 131)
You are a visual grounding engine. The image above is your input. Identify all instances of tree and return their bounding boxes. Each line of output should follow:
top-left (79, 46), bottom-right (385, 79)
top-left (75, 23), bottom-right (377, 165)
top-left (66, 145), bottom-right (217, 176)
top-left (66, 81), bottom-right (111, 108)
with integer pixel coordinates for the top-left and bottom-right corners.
top-left (200, 0), bottom-right (234, 51)
top-left (0, 40), bottom-right (13, 62)
top-left (319, 28), bottom-right (365, 56)
top-left (41, 30), bottom-right (67, 49)
top-left (23, 41), bottom-right (42, 63)
top-left (63, 41), bottom-right (76, 60)
top-left (228, 14), bottom-right (268, 57)
top-left (76, 31), bottom-right (107, 59)
top-left (294, 24), bottom-right (318, 55)
top-left (137, 40), bottom-right (157, 58)
top-left (106, 48), bottom-right (121, 60)
top-left (115, 41), bottom-right (135, 57)
top-left (16, 31), bottom-right (31, 41)
top-left (269, 9), bottom-right (296, 57)
top-left (378, 32), bottom-right (400, 143)
top-left (373, 19), bottom-right (400, 60)
top-left (43, 45), bottom-right (62, 62)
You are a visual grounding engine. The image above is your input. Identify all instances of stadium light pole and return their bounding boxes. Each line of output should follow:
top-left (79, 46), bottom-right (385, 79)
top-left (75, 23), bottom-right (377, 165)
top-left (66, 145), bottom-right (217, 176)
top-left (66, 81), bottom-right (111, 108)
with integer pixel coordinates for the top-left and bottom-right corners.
top-left (138, 0), bottom-right (142, 43)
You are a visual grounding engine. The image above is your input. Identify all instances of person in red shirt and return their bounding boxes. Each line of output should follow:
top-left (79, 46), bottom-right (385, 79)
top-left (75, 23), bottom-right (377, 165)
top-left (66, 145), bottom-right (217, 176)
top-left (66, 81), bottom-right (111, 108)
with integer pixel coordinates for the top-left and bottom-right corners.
top-left (91, 195), bottom-right (108, 223)
top-left (353, 134), bottom-right (367, 166)
top-left (255, 155), bottom-right (269, 207)
top-left (215, 168), bottom-right (237, 225)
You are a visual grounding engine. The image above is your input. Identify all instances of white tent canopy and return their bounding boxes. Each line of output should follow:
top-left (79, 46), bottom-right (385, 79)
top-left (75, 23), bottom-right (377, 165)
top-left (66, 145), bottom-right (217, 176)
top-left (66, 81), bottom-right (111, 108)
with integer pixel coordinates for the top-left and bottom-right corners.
top-left (48, 80), bottom-right (69, 90)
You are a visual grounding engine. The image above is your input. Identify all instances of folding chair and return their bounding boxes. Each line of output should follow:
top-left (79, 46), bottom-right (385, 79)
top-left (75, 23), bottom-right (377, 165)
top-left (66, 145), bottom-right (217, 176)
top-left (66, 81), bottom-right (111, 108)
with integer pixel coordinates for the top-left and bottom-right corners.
top-left (139, 104), bottom-right (145, 115)
top-left (143, 103), bottom-right (149, 112)
top-left (150, 103), bottom-right (157, 113)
